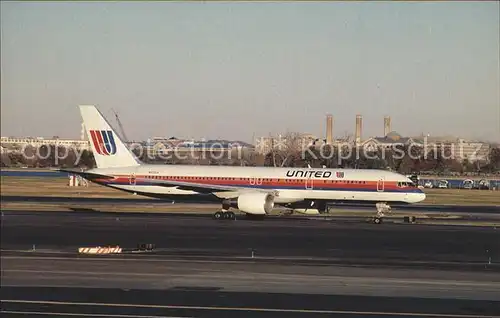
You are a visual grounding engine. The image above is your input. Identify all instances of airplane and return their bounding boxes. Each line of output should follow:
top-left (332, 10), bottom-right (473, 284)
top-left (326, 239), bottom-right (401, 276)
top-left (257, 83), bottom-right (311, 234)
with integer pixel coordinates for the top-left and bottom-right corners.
top-left (62, 105), bottom-right (426, 224)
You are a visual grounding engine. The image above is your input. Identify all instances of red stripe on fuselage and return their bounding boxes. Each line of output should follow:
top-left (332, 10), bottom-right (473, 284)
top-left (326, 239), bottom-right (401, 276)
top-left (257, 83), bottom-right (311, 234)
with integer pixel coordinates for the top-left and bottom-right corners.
top-left (99, 175), bottom-right (404, 191)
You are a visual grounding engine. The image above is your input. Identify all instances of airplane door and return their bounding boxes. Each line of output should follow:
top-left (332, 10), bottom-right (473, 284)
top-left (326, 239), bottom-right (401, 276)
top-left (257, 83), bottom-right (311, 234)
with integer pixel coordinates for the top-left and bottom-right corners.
top-left (129, 173), bottom-right (136, 185)
top-left (255, 178), bottom-right (263, 186)
top-left (249, 177), bottom-right (263, 187)
top-left (305, 178), bottom-right (314, 190)
top-left (377, 178), bottom-right (384, 192)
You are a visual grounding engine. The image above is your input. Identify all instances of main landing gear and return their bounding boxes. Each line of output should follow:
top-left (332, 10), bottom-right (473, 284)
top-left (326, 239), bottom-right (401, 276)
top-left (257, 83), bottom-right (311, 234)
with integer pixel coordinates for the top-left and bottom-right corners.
top-left (372, 202), bottom-right (391, 224)
top-left (213, 200), bottom-right (237, 221)
top-left (213, 210), bottom-right (236, 220)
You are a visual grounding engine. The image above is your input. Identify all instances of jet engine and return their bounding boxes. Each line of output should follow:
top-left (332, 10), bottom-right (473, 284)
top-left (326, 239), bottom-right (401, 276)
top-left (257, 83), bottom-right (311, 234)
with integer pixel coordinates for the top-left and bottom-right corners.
top-left (235, 192), bottom-right (275, 215)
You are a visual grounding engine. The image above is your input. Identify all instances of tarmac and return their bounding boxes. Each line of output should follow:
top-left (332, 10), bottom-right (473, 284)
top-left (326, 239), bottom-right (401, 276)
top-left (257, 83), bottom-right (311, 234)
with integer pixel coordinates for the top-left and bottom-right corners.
top-left (3, 194), bottom-right (500, 213)
top-left (1, 209), bottom-right (500, 317)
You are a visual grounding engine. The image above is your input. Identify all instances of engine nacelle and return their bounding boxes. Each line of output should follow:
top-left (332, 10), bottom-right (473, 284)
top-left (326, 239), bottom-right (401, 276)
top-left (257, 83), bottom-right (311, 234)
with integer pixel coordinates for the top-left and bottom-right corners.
top-left (236, 192), bottom-right (275, 215)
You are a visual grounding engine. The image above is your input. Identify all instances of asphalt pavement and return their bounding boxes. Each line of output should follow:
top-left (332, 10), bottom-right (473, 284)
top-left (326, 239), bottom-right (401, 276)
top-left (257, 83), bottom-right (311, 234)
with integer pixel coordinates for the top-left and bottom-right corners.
top-left (2, 210), bottom-right (499, 267)
top-left (3, 194), bottom-right (500, 213)
top-left (1, 210), bottom-right (500, 318)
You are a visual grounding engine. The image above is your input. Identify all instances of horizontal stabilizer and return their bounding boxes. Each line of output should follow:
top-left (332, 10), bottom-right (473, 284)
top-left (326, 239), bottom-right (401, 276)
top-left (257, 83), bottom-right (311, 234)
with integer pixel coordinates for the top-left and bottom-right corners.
top-left (56, 168), bottom-right (115, 180)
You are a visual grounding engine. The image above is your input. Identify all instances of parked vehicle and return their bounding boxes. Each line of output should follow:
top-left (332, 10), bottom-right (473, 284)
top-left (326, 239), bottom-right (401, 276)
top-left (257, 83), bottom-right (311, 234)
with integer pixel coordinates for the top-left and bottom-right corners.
top-left (424, 181), bottom-right (434, 188)
top-left (474, 179), bottom-right (490, 190)
top-left (462, 179), bottom-right (474, 189)
top-left (437, 180), bottom-right (449, 189)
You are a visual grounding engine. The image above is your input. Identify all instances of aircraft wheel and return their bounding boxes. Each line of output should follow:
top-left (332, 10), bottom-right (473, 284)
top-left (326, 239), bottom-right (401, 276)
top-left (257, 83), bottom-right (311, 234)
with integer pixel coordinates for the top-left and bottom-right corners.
top-left (213, 211), bottom-right (223, 220)
top-left (373, 217), bottom-right (383, 224)
top-left (225, 211), bottom-right (236, 220)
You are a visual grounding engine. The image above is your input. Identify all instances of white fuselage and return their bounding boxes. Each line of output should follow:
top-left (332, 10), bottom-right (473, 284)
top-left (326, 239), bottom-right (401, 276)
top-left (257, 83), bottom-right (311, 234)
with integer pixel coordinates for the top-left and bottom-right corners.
top-left (87, 165), bottom-right (426, 205)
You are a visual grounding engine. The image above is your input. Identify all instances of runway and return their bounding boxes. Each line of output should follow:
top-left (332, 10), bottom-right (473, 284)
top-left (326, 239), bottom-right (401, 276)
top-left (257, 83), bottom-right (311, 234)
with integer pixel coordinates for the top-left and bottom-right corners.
top-left (3, 255), bottom-right (500, 317)
top-left (3, 286), bottom-right (500, 318)
top-left (3, 194), bottom-right (500, 213)
top-left (2, 210), bottom-right (500, 317)
top-left (2, 210), bottom-right (500, 266)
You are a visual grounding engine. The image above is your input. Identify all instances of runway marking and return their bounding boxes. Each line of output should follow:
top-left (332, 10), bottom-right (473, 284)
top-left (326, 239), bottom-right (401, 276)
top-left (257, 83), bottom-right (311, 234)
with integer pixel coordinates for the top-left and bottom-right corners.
top-left (3, 300), bottom-right (500, 318)
top-left (2, 254), bottom-right (492, 268)
top-left (2, 254), bottom-right (367, 266)
top-left (0, 311), bottom-right (190, 318)
top-left (3, 269), bottom-right (499, 287)
top-left (1, 253), bottom-right (344, 262)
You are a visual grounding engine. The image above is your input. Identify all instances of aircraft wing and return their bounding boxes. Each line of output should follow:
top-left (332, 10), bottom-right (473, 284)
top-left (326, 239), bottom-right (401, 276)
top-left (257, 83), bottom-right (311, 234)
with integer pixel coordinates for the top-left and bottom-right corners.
top-left (55, 169), bottom-right (278, 196)
top-left (135, 177), bottom-right (278, 195)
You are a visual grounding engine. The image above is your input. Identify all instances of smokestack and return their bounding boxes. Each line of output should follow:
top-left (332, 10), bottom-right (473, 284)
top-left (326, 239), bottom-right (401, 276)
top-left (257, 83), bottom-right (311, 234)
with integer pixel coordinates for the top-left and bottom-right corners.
top-left (355, 114), bottom-right (362, 146)
top-left (326, 114), bottom-right (333, 144)
top-left (384, 116), bottom-right (391, 136)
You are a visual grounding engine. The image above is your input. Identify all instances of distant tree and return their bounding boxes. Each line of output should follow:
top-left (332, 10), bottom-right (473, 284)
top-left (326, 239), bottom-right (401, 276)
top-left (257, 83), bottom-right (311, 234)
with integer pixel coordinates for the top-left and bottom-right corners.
top-left (474, 159), bottom-right (489, 173)
top-left (239, 149), bottom-right (259, 166)
top-left (1, 152), bottom-right (11, 167)
top-left (302, 146), bottom-right (322, 168)
top-left (60, 148), bottom-right (77, 168)
top-left (77, 150), bottom-right (95, 168)
top-left (265, 132), bottom-right (305, 167)
top-left (448, 159), bottom-right (463, 173)
top-left (319, 144), bottom-right (339, 168)
top-left (397, 155), bottom-right (414, 175)
top-left (8, 152), bottom-right (25, 167)
top-left (391, 144), bottom-right (412, 173)
top-left (129, 145), bottom-right (152, 163)
top-left (488, 147), bottom-right (500, 172)
top-left (337, 144), bottom-right (356, 168)
top-left (36, 145), bottom-right (56, 167)
top-left (459, 158), bottom-right (477, 174)
top-left (22, 145), bottom-right (37, 167)
top-left (423, 146), bottom-right (454, 174)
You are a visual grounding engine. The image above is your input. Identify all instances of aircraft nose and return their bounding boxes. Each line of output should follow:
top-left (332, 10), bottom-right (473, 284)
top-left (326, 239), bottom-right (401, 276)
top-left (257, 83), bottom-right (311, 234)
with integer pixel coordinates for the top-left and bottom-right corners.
top-left (416, 189), bottom-right (426, 202)
top-left (407, 189), bottom-right (426, 203)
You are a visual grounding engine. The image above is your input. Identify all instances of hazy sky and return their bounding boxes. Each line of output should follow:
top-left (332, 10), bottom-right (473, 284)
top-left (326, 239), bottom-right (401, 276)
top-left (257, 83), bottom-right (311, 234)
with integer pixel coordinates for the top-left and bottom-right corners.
top-left (1, 1), bottom-right (499, 143)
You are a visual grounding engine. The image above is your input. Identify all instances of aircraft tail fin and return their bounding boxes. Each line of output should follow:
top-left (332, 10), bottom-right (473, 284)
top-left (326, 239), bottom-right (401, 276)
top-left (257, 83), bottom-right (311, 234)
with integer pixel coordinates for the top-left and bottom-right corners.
top-left (79, 105), bottom-right (140, 168)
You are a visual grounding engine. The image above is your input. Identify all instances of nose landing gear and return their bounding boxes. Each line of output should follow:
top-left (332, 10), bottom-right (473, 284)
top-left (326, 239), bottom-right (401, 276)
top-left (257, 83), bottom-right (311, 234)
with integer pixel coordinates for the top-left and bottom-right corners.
top-left (372, 202), bottom-right (391, 224)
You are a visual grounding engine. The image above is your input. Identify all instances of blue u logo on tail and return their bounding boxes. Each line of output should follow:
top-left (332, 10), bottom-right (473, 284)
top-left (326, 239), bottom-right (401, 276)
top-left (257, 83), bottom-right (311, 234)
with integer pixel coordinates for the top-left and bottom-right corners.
top-left (89, 130), bottom-right (117, 155)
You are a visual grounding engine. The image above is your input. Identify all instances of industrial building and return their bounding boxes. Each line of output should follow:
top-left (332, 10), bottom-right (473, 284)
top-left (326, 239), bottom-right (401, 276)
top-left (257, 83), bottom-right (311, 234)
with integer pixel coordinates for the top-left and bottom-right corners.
top-left (2, 113), bottom-right (493, 165)
top-left (0, 136), bottom-right (90, 152)
top-left (255, 114), bottom-right (493, 164)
